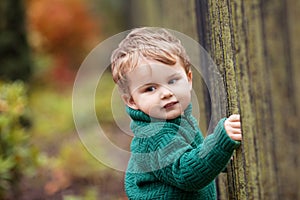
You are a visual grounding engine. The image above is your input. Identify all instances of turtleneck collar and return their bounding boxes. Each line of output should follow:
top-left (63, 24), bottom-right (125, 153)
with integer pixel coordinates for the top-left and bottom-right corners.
top-left (126, 103), bottom-right (193, 125)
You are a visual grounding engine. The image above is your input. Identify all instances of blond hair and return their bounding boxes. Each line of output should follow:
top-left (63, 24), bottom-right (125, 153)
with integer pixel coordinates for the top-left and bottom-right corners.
top-left (111, 27), bottom-right (191, 94)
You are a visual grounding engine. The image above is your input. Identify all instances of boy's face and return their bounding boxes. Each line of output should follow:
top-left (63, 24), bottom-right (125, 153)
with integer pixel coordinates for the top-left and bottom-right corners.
top-left (123, 58), bottom-right (192, 120)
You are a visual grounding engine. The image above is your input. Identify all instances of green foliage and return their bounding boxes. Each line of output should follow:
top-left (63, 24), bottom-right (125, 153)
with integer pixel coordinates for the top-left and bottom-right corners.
top-left (0, 81), bottom-right (37, 198)
top-left (29, 86), bottom-right (74, 149)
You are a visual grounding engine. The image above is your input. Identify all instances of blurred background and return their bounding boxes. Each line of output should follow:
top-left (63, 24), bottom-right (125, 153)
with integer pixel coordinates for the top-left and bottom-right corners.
top-left (2, 0), bottom-right (198, 199)
top-left (0, 0), bottom-right (145, 199)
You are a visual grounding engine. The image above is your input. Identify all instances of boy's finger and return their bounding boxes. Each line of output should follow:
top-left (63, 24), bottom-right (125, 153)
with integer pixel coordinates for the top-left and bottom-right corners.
top-left (230, 121), bottom-right (241, 128)
top-left (226, 127), bottom-right (242, 134)
top-left (230, 133), bottom-right (242, 141)
top-left (225, 120), bottom-right (241, 129)
top-left (232, 128), bottom-right (242, 134)
top-left (229, 114), bottom-right (240, 121)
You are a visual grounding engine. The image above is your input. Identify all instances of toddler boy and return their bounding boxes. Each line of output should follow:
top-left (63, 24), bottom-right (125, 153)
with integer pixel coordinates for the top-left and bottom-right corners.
top-left (111, 27), bottom-right (242, 199)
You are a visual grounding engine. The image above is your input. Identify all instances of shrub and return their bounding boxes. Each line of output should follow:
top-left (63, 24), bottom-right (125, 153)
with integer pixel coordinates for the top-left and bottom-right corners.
top-left (0, 81), bottom-right (37, 199)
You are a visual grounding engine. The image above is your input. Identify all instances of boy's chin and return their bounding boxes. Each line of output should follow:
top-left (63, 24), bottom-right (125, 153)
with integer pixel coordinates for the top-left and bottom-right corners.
top-left (148, 112), bottom-right (179, 120)
top-left (160, 111), bottom-right (182, 120)
top-left (147, 106), bottom-right (183, 120)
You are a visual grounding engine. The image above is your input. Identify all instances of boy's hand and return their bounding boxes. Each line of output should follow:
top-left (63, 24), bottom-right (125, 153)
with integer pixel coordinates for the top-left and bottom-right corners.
top-left (224, 114), bottom-right (242, 141)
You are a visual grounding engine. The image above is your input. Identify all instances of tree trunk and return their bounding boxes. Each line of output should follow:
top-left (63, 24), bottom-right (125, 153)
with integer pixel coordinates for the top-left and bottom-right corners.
top-left (0, 0), bottom-right (32, 81)
top-left (196, 0), bottom-right (300, 199)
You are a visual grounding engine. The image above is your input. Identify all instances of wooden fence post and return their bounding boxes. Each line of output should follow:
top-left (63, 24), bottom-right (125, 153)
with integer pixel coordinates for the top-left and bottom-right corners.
top-left (196, 0), bottom-right (300, 199)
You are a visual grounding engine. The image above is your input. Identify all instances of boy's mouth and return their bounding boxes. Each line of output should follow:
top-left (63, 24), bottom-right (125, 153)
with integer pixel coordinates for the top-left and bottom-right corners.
top-left (163, 101), bottom-right (179, 109)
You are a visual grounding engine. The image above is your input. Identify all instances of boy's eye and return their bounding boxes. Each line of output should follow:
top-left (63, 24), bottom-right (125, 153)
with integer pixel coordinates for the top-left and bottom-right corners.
top-left (168, 79), bottom-right (177, 84)
top-left (145, 86), bottom-right (156, 92)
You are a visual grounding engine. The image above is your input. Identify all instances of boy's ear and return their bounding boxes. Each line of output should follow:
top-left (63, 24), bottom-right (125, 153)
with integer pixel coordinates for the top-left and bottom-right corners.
top-left (121, 94), bottom-right (139, 110)
top-left (187, 71), bottom-right (193, 91)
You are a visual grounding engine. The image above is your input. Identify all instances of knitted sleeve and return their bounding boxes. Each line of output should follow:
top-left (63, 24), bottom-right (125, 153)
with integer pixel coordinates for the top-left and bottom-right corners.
top-left (147, 118), bottom-right (240, 191)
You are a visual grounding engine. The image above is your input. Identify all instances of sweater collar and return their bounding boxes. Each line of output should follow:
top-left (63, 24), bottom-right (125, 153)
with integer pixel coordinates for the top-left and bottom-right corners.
top-left (126, 103), bottom-right (193, 125)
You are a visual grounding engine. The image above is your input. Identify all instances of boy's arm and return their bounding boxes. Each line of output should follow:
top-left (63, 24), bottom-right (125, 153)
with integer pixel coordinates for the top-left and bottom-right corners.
top-left (150, 118), bottom-right (240, 191)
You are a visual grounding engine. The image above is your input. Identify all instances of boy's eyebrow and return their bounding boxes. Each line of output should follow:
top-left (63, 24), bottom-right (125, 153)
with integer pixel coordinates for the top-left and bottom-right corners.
top-left (168, 72), bottom-right (182, 78)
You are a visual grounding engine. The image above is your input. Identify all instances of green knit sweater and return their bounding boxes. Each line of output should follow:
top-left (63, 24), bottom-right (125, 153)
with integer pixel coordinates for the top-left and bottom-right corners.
top-left (125, 104), bottom-right (240, 199)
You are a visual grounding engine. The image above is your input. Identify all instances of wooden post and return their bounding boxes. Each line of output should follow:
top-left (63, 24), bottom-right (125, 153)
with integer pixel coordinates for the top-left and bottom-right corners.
top-left (196, 0), bottom-right (300, 199)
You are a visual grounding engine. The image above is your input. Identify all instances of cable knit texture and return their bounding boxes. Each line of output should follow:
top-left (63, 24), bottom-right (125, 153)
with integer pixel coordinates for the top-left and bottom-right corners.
top-left (125, 104), bottom-right (240, 199)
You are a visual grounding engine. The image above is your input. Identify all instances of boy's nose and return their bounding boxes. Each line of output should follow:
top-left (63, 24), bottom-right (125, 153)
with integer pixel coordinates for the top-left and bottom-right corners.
top-left (160, 87), bottom-right (173, 99)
